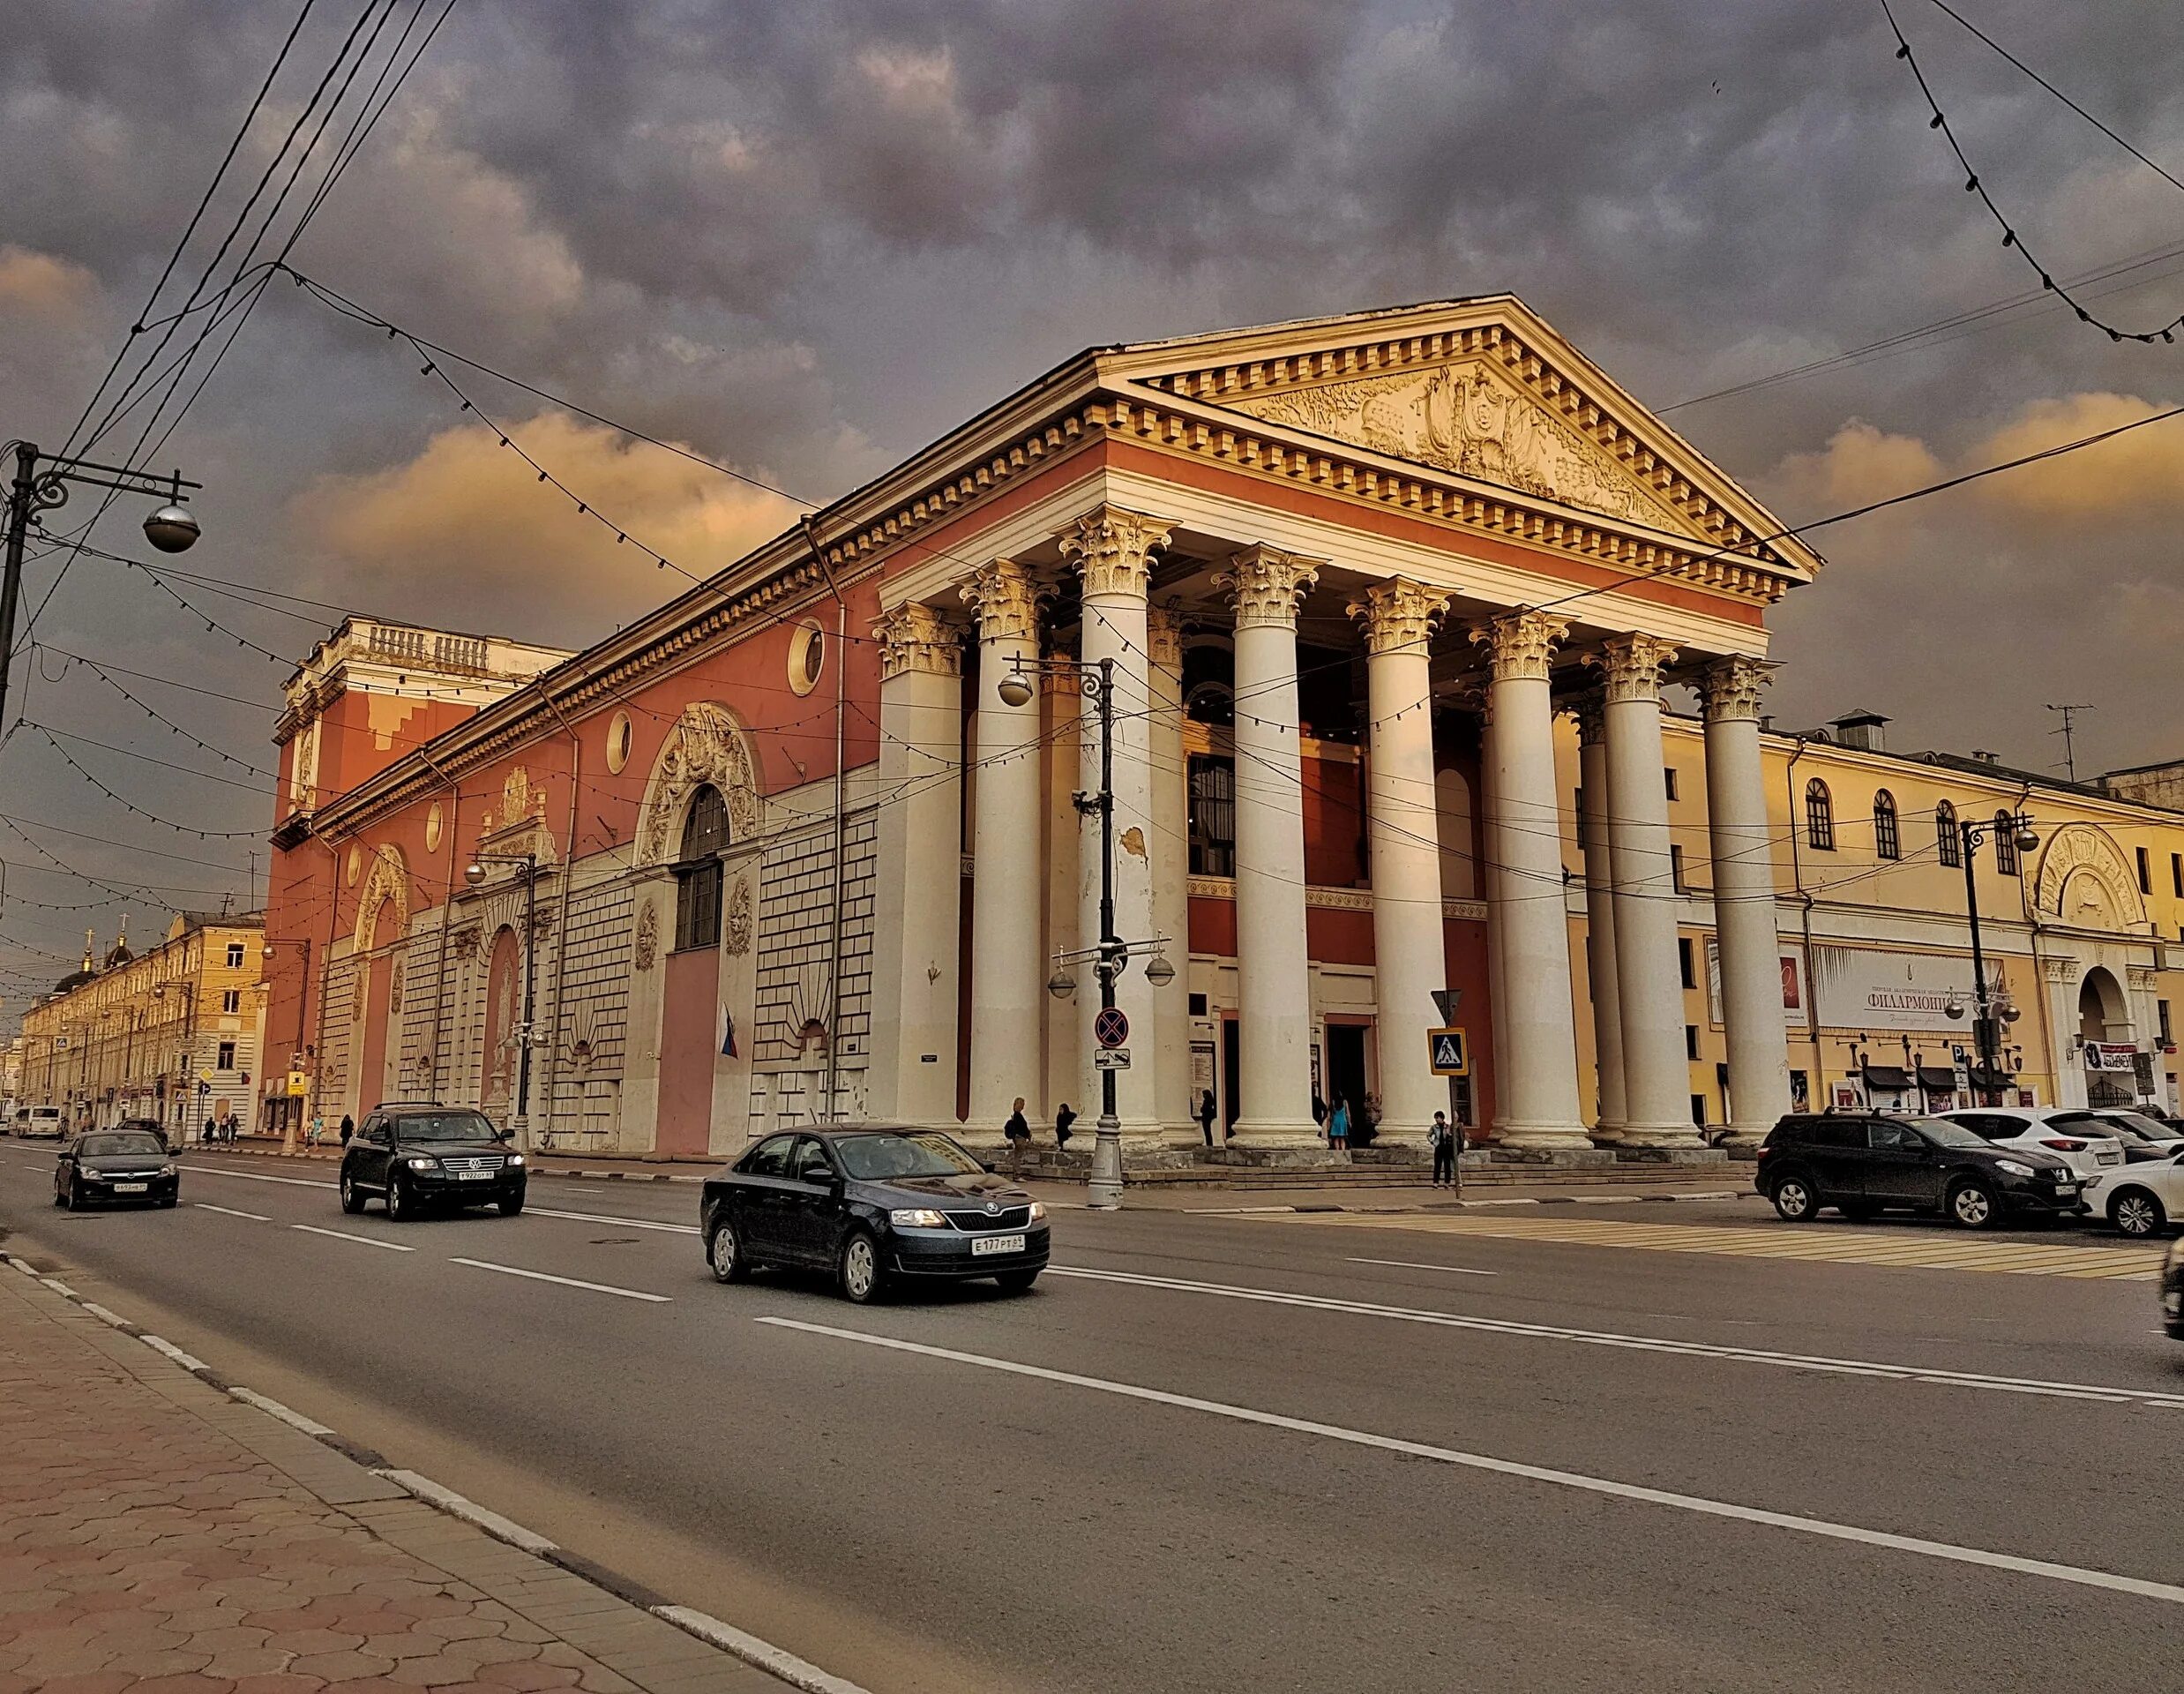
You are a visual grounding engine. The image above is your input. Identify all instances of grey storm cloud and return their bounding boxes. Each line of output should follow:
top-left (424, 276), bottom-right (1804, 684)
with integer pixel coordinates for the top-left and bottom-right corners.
top-left (4, 0), bottom-right (2184, 997)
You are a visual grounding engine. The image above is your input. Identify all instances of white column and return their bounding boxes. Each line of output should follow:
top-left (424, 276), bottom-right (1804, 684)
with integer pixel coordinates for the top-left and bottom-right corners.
top-left (1350, 578), bottom-right (1451, 1146)
top-left (1060, 506), bottom-right (1171, 1141)
top-left (1148, 605), bottom-right (1193, 1141)
top-left (959, 560), bottom-right (1043, 1136)
top-left (1478, 693), bottom-right (1509, 1137)
top-left (2043, 957), bottom-right (2087, 1107)
top-left (1223, 544), bottom-right (1323, 1145)
top-left (1467, 611), bottom-right (1588, 1148)
top-left (1700, 656), bottom-right (1791, 1147)
top-left (1595, 632), bottom-right (1699, 1149)
top-left (866, 603), bottom-right (963, 1125)
top-left (1574, 693), bottom-right (1627, 1141)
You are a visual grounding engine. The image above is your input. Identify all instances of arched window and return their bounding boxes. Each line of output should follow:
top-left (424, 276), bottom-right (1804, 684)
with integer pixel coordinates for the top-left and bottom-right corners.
top-left (675, 784), bottom-right (729, 951)
top-left (1873, 791), bottom-right (1899, 860)
top-left (1993, 810), bottom-right (2019, 876)
top-left (1935, 800), bottom-right (1959, 866)
top-left (1805, 779), bottom-right (1834, 851)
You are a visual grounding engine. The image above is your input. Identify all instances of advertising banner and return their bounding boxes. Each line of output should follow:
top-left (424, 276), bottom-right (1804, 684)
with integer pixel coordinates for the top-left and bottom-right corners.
top-left (1808, 946), bottom-right (1996, 1034)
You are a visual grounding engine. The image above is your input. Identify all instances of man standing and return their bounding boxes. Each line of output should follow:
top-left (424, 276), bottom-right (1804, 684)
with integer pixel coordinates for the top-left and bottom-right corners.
top-left (1429, 1110), bottom-right (1457, 1188)
top-left (1004, 1097), bottom-right (1031, 1177)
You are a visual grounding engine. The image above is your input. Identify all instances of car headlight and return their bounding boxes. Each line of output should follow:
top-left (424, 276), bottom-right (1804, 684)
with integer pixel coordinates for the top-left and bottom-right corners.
top-left (160, 1164), bottom-right (177, 1178)
top-left (890, 1208), bottom-right (946, 1228)
top-left (506, 1153), bottom-right (525, 1166)
top-left (405, 1155), bottom-right (438, 1170)
top-left (1027, 1201), bottom-right (1047, 1221)
top-left (1994, 1158), bottom-right (2034, 1177)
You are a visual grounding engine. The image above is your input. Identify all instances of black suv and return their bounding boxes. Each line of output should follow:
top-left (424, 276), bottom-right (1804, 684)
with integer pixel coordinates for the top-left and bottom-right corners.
top-left (1754, 1113), bottom-right (2080, 1229)
top-left (339, 1105), bottom-right (526, 1220)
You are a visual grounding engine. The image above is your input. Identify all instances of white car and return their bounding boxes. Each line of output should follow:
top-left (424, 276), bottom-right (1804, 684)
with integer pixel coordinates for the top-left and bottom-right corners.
top-left (1937, 1107), bottom-right (2128, 1185)
top-left (2080, 1146), bottom-right (2184, 1238)
top-left (11, 1106), bottom-right (64, 1140)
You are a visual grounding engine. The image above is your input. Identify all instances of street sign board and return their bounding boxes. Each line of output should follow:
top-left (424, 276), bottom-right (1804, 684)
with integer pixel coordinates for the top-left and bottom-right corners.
top-left (1094, 1007), bottom-right (1130, 1049)
top-left (286, 1071), bottom-right (310, 1098)
top-left (1430, 990), bottom-right (1462, 1025)
top-left (1427, 1027), bottom-right (1469, 1076)
top-left (1093, 1047), bottom-right (1132, 1070)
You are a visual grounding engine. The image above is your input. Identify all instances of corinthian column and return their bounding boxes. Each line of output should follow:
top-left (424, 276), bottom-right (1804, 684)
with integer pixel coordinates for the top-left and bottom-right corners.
top-left (1574, 692), bottom-right (1627, 1141)
top-left (1701, 656), bottom-right (1791, 1147)
top-left (867, 603), bottom-right (963, 1125)
top-left (1059, 506), bottom-right (1171, 1141)
top-left (1592, 632), bottom-right (1699, 1149)
top-left (1221, 544), bottom-right (1322, 1145)
top-left (959, 560), bottom-right (1044, 1136)
top-left (1148, 606), bottom-right (1193, 1140)
top-left (1350, 578), bottom-right (1451, 1146)
top-left (1467, 611), bottom-right (1587, 1148)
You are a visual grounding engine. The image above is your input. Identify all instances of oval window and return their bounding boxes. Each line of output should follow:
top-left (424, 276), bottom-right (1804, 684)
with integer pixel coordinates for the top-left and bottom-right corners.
top-left (605, 710), bottom-right (633, 774)
top-left (788, 620), bottom-right (826, 697)
top-left (345, 845), bottom-right (362, 886)
top-left (424, 802), bottom-right (444, 853)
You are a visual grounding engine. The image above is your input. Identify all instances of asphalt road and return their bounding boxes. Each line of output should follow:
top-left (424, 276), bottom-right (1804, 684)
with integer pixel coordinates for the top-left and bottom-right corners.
top-left (2, 1145), bottom-right (2179, 1694)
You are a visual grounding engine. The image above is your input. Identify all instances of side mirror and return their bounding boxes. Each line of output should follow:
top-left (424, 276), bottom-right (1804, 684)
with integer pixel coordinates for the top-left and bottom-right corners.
top-left (494, 1128), bottom-right (512, 1143)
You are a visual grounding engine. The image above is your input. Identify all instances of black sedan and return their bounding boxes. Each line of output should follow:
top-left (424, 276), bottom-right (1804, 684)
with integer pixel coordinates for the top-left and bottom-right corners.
top-left (54, 1128), bottom-right (178, 1210)
top-left (701, 1126), bottom-right (1049, 1302)
top-left (339, 1106), bottom-right (527, 1218)
top-left (2164, 1237), bottom-right (2183, 1341)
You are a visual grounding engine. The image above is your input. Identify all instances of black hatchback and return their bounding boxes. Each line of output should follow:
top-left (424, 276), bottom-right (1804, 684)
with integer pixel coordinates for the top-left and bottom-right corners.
top-left (701, 1125), bottom-right (1049, 1302)
top-left (1755, 1113), bottom-right (2080, 1228)
top-left (54, 1128), bottom-right (178, 1210)
top-left (339, 1106), bottom-right (527, 1220)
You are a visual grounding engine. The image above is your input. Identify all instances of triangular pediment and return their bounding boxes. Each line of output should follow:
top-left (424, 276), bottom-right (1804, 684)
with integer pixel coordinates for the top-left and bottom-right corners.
top-left (1103, 297), bottom-right (1818, 579)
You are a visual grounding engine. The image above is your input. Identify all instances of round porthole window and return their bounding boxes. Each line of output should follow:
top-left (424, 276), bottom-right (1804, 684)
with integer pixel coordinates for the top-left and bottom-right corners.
top-left (787, 619), bottom-right (826, 697)
top-left (605, 710), bottom-right (633, 774)
top-left (345, 845), bottom-right (362, 886)
top-left (424, 802), bottom-right (444, 853)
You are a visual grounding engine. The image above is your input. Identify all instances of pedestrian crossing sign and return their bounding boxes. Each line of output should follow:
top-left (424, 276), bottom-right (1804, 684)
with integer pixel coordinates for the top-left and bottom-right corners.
top-left (1428, 1027), bottom-right (1469, 1076)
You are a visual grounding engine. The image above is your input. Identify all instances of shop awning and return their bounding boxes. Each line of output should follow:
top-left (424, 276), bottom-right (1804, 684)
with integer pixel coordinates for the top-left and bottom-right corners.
top-left (1915, 1067), bottom-right (1957, 1091)
top-left (1861, 1064), bottom-right (1914, 1091)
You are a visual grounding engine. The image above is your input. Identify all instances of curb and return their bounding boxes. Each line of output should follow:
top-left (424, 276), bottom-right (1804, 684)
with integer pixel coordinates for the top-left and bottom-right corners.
top-left (188, 1148), bottom-right (709, 1184)
top-left (1185, 1188), bottom-right (1756, 1215)
top-left (0, 1248), bottom-right (864, 1694)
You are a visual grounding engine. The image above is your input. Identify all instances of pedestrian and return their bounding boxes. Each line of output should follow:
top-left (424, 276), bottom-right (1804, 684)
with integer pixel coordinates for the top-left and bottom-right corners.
top-left (1429, 1110), bottom-right (1456, 1187)
top-left (1054, 1102), bottom-right (1076, 1154)
top-left (1311, 1091), bottom-right (1328, 1129)
top-left (1197, 1089), bottom-right (1217, 1148)
top-left (1005, 1096), bottom-right (1031, 1176)
top-left (1328, 1096), bottom-right (1350, 1152)
top-left (308, 1113), bottom-right (324, 1149)
top-left (338, 1113), bottom-right (353, 1151)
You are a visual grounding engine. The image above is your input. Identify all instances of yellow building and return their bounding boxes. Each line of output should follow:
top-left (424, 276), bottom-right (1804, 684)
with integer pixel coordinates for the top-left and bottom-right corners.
top-left (16, 913), bottom-right (266, 1136)
top-left (1558, 708), bottom-right (2184, 1129)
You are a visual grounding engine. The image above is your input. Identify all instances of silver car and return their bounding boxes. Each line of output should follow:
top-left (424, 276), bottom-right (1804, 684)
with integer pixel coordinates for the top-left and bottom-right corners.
top-left (1939, 1107), bottom-right (2127, 1184)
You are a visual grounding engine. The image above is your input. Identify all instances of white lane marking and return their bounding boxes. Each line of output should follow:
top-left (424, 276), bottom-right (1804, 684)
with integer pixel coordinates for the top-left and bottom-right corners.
top-left (373, 1468), bottom-right (560, 1554)
top-left (292, 1224), bottom-right (414, 1253)
top-left (140, 1334), bottom-right (209, 1372)
top-left (1046, 1266), bottom-right (2184, 1410)
top-left (446, 1257), bottom-right (671, 1302)
top-left (196, 1203), bottom-right (272, 1222)
top-left (654, 1605), bottom-right (877, 1694)
top-left (761, 1316), bottom-right (2184, 1608)
top-left (1348, 1256), bottom-right (1499, 1277)
top-left (527, 1204), bottom-right (699, 1235)
top-left (180, 1165), bottom-right (333, 1190)
top-left (230, 1386), bottom-right (335, 1437)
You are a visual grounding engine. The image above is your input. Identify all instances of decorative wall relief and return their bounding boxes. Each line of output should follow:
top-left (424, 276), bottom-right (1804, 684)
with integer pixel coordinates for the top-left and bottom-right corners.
top-left (725, 879), bottom-right (754, 957)
top-left (633, 902), bottom-right (659, 972)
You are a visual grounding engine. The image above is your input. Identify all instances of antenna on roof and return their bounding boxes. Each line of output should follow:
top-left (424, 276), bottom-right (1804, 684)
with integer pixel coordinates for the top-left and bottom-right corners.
top-left (2045, 703), bottom-right (2093, 783)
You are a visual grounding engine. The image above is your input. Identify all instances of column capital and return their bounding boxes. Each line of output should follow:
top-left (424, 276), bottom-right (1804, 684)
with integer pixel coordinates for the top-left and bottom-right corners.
top-left (1466, 609), bottom-right (1570, 681)
top-left (1567, 687), bottom-right (1608, 747)
top-left (1347, 577), bottom-right (1451, 656)
top-left (873, 603), bottom-right (962, 681)
top-left (1058, 504), bottom-right (1171, 600)
top-left (1146, 603), bottom-right (1185, 671)
top-left (1217, 544), bottom-right (1320, 630)
top-left (1698, 654), bottom-right (1774, 723)
top-left (1588, 631), bottom-right (1680, 705)
top-left (957, 558), bottom-right (1044, 644)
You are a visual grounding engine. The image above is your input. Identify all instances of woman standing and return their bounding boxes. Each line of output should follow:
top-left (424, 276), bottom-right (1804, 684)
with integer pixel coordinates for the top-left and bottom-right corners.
top-left (1004, 1097), bottom-right (1032, 1176)
top-left (1327, 1096), bottom-right (1350, 1152)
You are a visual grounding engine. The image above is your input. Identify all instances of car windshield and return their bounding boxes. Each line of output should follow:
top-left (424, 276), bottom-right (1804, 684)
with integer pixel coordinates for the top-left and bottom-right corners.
top-left (1906, 1116), bottom-right (1989, 1150)
top-left (78, 1132), bottom-right (164, 1158)
top-left (2105, 1113), bottom-right (2182, 1143)
top-left (834, 1132), bottom-right (982, 1181)
top-left (395, 1112), bottom-right (498, 1143)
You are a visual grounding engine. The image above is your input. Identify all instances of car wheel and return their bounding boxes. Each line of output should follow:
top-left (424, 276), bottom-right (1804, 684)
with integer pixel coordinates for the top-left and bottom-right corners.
top-left (1769, 1174), bottom-right (1819, 1222)
top-left (707, 1218), bottom-right (749, 1283)
top-left (1947, 1179), bottom-right (2001, 1230)
top-left (994, 1270), bottom-right (1040, 1293)
top-left (2108, 1188), bottom-right (2167, 1240)
top-left (837, 1229), bottom-right (885, 1304)
top-left (385, 1175), bottom-right (411, 1222)
top-left (53, 1178), bottom-right (68, 1209)
top-left (68, 1176), bottom-right (86, 1211)
top-left (339, 1173), bottom-right (364, 1215)
top-left (497, 1192), bottom-right (525, 1218)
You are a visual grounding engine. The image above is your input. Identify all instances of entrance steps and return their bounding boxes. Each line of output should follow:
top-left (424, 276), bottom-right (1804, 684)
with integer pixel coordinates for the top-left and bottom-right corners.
top-left (1006, 1143), bottom-right (1730, 1190)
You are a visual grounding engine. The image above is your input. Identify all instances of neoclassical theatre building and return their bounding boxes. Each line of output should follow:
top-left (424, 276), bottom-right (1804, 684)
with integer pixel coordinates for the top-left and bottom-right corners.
top-left (261, 296), bottom-right (2184, 1159)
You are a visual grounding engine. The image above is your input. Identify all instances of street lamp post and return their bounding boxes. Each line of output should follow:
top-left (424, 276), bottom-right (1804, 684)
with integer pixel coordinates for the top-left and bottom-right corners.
top-left (466, 853), bottom-right (539, 1133)
top-left (2, 439), bottom-right (203, 731)
top-left (1952, 812), bottom-right (2038, 1106)
top-left (995, 656), bottom-right (1174, 1210)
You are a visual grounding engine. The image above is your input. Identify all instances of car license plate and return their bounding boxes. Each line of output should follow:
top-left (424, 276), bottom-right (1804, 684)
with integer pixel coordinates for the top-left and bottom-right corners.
top-left (113, 1182), bottom-right (148, 1194)
top-left (456, 1170), bottom-right (490, 1181)
top-left (2056, 1183), bottom-right (2078, 1197)
top-left (971, 1233), bottom-right (1026, 1256)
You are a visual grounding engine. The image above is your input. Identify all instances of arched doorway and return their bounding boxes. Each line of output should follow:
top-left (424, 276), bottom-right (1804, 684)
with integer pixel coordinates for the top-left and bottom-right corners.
top-left (357, 897), bottom-right (400, 1116)
top-left (658, 784), bottom-right (729, 1158)
top-left (481, 926), bottom-right (521, 1115)
top-left (2078, 966), bottom-right (2135, 1106)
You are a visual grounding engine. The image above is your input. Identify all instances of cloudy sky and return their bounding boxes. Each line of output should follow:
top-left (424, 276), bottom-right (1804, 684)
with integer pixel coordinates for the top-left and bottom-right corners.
top-left (4, 0), bottom-right (2184, 1002)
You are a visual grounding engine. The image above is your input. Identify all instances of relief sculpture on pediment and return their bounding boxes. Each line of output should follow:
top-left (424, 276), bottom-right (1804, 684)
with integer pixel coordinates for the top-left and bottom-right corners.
top-left (1233, 359), bottom-right (1663, 526)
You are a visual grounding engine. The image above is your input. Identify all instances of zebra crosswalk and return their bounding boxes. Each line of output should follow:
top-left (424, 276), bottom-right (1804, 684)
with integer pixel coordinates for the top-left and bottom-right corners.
top-left (1253, 1211), bottom-right (2165, 1279)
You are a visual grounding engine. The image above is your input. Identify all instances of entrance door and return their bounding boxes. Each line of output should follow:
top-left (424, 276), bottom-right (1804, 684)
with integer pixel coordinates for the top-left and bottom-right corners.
top-left (1327, 1025), bottom-right (1368, 1123)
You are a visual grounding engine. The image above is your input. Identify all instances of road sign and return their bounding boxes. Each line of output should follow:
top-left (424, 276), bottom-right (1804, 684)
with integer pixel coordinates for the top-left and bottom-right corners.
top-left (286, 1071), bottom-right (310, 1098)
top-left (1095, 1007), bottom-right (1130, 1049)
top-left (1093, 1047), bottom-right (1132, 1070)
top-left (1427, 1027), bottom-right (1469, 1077)
top-left (1430, 989), bottom-right (1462, 1024)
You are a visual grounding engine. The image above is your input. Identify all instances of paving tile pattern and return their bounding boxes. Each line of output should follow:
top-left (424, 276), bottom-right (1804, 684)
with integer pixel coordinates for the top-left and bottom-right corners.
top-left (0, 1276), bottom-right (784, 1694)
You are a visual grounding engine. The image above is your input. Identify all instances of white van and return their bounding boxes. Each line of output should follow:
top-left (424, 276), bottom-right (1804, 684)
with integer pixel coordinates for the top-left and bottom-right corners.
top-left (12, 1106), bottom-right (64, 1139)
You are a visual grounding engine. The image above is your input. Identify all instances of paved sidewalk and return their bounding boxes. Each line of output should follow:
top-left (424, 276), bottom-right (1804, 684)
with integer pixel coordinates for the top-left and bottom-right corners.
top-left (0, 1270), bottom-right (802, 1694)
